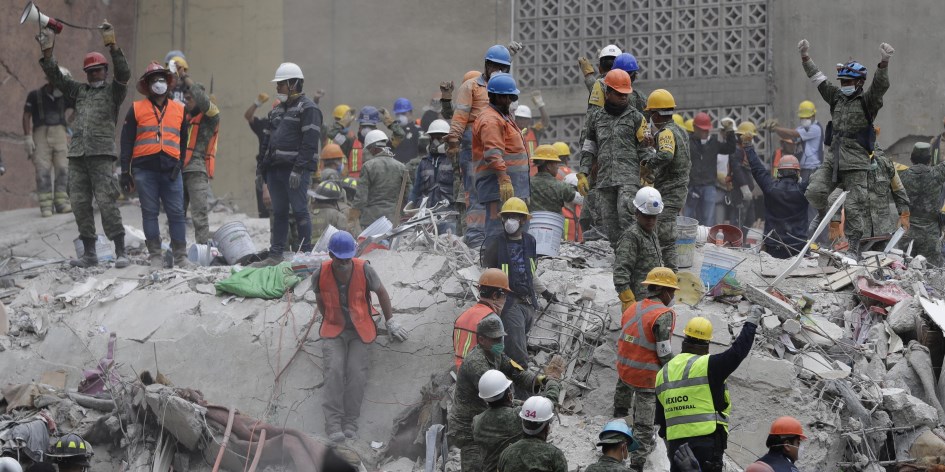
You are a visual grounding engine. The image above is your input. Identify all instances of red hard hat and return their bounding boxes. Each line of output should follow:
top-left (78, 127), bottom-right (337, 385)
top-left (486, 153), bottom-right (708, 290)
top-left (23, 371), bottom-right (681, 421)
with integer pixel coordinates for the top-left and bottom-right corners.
top-left (777, 155), bottom-right (801, 171)
top-left (603, 69), bottom-right (632, 94)
top-left (693, 112), bottom-right (712, 131)
top-left (769, 416), bottom-right (807, 439)
top-left (136, 61), bottom-right (175, 95)
top-left (83, 52), bottom-right (108, 71)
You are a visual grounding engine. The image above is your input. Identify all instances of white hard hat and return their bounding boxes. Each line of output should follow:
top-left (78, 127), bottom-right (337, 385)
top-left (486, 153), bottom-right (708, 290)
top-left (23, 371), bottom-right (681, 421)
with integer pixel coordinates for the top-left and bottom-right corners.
top-left (59, 66), bottom-right (71, 79)
top-left (514, 105), bottom-right (532, 119)
top-left (272, 62), bottom-right (304, 82)
top-left (0, 457), bottom-right (23, 472)
top-left (427, 119), bottom-right (450, 135)
top-left (478, 369), bottom-right (513, 401)
top-left (364, 129), bottom-right (389, 148)
top-left (519, 396), bottom-right (554, 423)
top-left (599, 44), bottom-right (622, 59)
top-left (564, 173), bottom-right (578, 187)
top-left (633, 186), bottom-right (664, 215)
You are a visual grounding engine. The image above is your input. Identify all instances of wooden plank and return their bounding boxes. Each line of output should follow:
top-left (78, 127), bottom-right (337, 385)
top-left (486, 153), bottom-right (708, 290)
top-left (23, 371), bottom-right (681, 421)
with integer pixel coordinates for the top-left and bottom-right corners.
top-left (819, 258), bottom-right (892, 291)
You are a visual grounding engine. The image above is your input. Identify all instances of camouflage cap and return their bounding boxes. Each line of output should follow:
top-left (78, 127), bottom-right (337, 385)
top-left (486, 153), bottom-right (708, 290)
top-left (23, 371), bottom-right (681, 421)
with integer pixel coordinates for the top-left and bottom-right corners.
top-left (596, 431), bottom-right (628, 446)
top-left (477, 313), bottom-right (507, 338)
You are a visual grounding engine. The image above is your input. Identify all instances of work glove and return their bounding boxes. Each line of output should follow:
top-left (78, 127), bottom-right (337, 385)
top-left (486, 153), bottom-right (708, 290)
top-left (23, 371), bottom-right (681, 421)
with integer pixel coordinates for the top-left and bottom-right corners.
top-left (439, 80), bottom-right (454, 100)
top-left (828, 221), bottom-right (842, 241)
top-left (386, 318), bottom-right (409, 342)
top-left (576, 173), bottom-right (590, 197)
top-left (313, 89), bottom-right (326, 100)
top-left (747, 305), bottom-right (764, 326)
top-left (35, 29), bottom-right (55, 51)
top-left (289, 170), bottom-right (302, 189)
top-left (507, 41), bottom-right (524, 56)
top-left (100, 21), bottom-right (116, 47)
top-left (577, 56), bottom-right (595, 76)
top-left (541, 290), bottom-right (559, 304)
top-left (24, 135), bottom-right (36, 156)
top-left (797, 39), bottom-right (810, 56)
top-left (168, 58), bottom-right (179, 77)
top-left (531, 90), bottom-right (545, 108)
top-left (880, 42), bottom-right (895, 61)
top-left (761, 118), bottom-right (778, 130)
top-left (899, 211), bottom-right (910, 232)
top-left (340, 109), bottom-right (356, 128)
top-left (543, 354), bottom-right (565, 380)
top-left (740, 185), bottom-right (752, 202)
top-left (618, 288), bottom-right (636, 312)
top-left (120, 172), bottom-right (135, 193)
top-left (254, 92), bottom-right (270, 107)
top-left (379, 107), bottom-right (395, 127)
top-left (673, 444), bottom-right (702, 472)
top-left (721, 117), bottom-right (736, 132)
top-left (498, 174), bottom-right (515, 202)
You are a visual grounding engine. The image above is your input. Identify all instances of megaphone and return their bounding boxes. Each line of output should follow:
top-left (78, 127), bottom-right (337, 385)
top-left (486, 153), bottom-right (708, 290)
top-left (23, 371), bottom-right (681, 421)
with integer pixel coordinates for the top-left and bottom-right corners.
top-left (20, 2), bottom-right (65, 34)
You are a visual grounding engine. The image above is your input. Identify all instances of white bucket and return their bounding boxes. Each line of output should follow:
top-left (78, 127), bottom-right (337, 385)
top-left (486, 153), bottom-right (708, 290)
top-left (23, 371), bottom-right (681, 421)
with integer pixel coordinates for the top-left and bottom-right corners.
top-left (676, 216), bottom-right (698, 269)
top-left (73, 235), bottom-right (115, 261)
top-left (699, 246), bottom-right (745, 288)
top-left (187, 243), bottom-right (217, 266)
top-left (528, 211), bottom-right (565, 257)
top-left (212, 222), bottom-right (256, 265)
top-left (696, 225), bottom-right (710, 244)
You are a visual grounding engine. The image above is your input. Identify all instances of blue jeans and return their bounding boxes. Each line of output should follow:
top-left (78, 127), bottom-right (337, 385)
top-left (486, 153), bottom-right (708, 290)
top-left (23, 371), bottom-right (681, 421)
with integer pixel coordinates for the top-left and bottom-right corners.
top-left (684, 184), bottom-right (718, 226)
top-left (266, 166), bottom-right (312, 254)
top-left (134, 168), bottom-right (187, 243)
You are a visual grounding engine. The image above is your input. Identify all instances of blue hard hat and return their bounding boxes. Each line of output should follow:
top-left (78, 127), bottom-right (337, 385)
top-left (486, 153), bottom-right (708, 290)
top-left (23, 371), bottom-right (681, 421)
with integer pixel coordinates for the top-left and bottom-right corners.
top-left (836, 61), bottom-right (867, 80)
top-left (486, 72), bottom-right (520, 95)
top-left (393, 98), bottom-right (413, 114)
top-left (613, 53), bottom-right (639, 73)
top-left (358, 106), bottom-right (380, 125)
top-left (484, 45), bottom-right (512, 66)
top-left (597, 420), bottom-right (639, 452)
top-left (328, 231), bottom-right (357, 259)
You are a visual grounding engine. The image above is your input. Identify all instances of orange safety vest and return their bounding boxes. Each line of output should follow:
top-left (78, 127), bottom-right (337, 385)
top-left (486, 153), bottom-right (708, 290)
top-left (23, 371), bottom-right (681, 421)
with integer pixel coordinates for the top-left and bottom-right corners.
top-left (318, 259), bottom-right (377, 343)
top-left (348, 138), bottom-right (363, 178)
top-left (562, 205), bottom-right (583, 242)
top-left (131, 99), bottom-right (185, 160)
top-left (184, 113), bottom-right (219, 178)
top-left (617, 299), bottom-right (675, 388)
top-left (522, 128), bottom-right (538, 157)
top-left (452, 303), bottom-right (495, 370)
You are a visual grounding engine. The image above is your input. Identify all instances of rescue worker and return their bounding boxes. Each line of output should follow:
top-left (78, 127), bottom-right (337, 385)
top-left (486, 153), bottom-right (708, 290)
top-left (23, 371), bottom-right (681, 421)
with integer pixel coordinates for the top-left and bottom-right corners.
top-left (497, 396), bottom-right (567, 472)
top-left (771, 100), bottom-right (824, 183)
top-left (746, 148), bottom-right (811, 259)
top-left (350, 130), bottom-right (412, 230)
top-left (614, 267), bottom-right (678, 472)
top-left (798, 39), bottom-right (894, 258)
top-left (245, 91), bottom-right (272, 218)
top-left (562, 173), bottom-right (584, 242)
top-left (323, 104), bottom-right (356, 158)
top-left (474, 370), bottom-right (562, 472)
top-left (614, 187), bottom-right (665, 310)
top-left (311, 180), bottom-right (348, 242)
top-left (37, 22), bottom-right (130, 269)
top-left (340, 176), bottom-right (358, 211)
top-left (529, 145), bottom-right (583, 216)
top-left (585, 420), bottom-right (640, 472)
top-left (45, 433), bottom-right (93, 472)
top-left (629, 89), bottom-right (690, 270)
top-left (578, 44), bottom-right (621, 94)
top-left (254, 62), bottom-right (322, 266)
top-left (862, 137), bottom-right (909, 248)
top-left (319, 143), bottom-right (346, 183)
top-left (453, 269), bottom-right (511, 370)
top-left (176, 63), bottom-right (220, 245)
top-left (726, 122), bottom-right (758, 230)
top-left (480, 198), bottom-right (556, 367)
top-left (515, 91), bottom-right (551, 159)
top-left (392, 98), bottom-right (421, 164)
top-left (900, 143), bottom-right (945, 266)
top-left (312, 231), bottom-right (408, 442)
top-left (409, 119), bottom-right (455, 233)
top-left (163, 50), bottom-right (187, 103)
top-left (751, 416), bottom-right (807, 472)
top-left (119, 62), bottom-right (192, 269)
top-left (472, 72), bottom-right (530, 239)
top-left (23, 67), bottom-right (74, 217)
top-left (612, 53), bottom-right (646, 112)
top-left (448, 314), bottom-right (540, 472)
top-left (340, 106), bottom-right (406, 179)
top-left (579, 69), bottom-right (646, 248)
top-left (655, 308), bottom-right (762, 472)
top-left (553, 141), bottom-right (572, 170)
top-left (684, 112), bottom-right (735, 226)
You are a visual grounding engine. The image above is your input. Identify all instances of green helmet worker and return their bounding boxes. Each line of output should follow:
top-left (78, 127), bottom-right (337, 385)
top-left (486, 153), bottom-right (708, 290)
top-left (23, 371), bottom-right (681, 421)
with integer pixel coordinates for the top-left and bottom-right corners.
top-left (585, 420), bottom-right (640, 472)
top-left (46, 433), bottom-right (93, 472)
top-left (655, 306), bottom-right (764, 472)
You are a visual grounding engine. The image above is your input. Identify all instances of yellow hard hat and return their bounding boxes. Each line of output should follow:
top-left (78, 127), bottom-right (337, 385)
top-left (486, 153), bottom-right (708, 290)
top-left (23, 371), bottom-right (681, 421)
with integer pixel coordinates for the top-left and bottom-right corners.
top-left (683, 118), bottom-right (694, 133)
top-left (552, 141), bottom-right (571, 158)
top-left (333, 104), bottom-right (351, 121)
top-left (797, 100), bottom-right (816, 119)
top-left (736, 121), bottom-right (757, 137)
top-left (645, 89), bottom-right (676, 113)
top-left (684, 316), bottom-right (713, 341)
top-left (642, 267), bottom-right (679, 290)
top-left (530, 144), bottom-right (561, 162)
top-left (500, 197), bottom-right (531, 217)
top-left (672, 114), bottom-right (684, 127)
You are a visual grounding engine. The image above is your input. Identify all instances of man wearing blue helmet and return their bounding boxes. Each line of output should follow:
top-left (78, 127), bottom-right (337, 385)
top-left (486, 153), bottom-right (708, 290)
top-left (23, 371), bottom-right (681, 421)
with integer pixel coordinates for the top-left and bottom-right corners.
top-left (312, 230), bottom-right (407, 443)
top-left (798, 39), bottom-right (893, 258)
top-left (338, 105), bottom-right (406, 178)
top-left (391, 97), bottom-right (421, 163)
top-left (585, 420), bottom-right (640, 472)
top-left (612, 52), bottom-right (646, 112)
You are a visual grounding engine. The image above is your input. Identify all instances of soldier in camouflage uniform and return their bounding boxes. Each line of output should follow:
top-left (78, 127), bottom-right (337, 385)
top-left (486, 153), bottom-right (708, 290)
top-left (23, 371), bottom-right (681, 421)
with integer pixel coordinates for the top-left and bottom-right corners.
top-left (579, 69), bottom-right (646, 249)
top-left (798, 39), bottom-right (893, 256)
top-left (900, 143), bottom-right (945, 267)
top-left (497, 396), bottom-right (567, 472)
top-left (629, 89), bottom-right (690, 271)
top-left (864, 143), bottom-right (910, 246)
top-left (614, 187), bottom-right (664, 311)
top-left (448, 315), bottom-right (539, 472)
top-left (37, 22), bottom-right (130, 268)
top-left (350, 131), bottom-right (411, 229)
top-left (585, 420), bottom-right (640, 472)
top-left (529, 145), bottom-right (583, 213)
top-left (177, 65), bottom-right (219, 244)
top-left (310, 180), bottom-right (348, 243)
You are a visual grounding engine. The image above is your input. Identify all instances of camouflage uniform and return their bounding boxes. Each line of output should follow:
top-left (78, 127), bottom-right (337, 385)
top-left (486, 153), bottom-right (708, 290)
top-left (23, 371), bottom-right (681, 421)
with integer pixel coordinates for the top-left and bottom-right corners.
top-left (585, 455), bottom-right (632, 472)
top-left (472, 381), bottom-right (561, 472)
top-left (40, 48), bottom-right (129, 242)
top-left (802, 59), bottom-right (889, 246)
top-left (529, 172), bottom-right (577, 213)
top-left (629, 122), bottom-right (690, 270)
top-left (183, 82), bottom-right (219, 243)
top-left (613, 222), bottom-right (663, 300)
top-left (497, 437), bottom-right (568, 472)
top-left (311, 203), bottom-right (347, 242)
top-left (580, 105), bottom-right (646, 248)
top-left (447, 345), bottom-right (537, 472)
top-left (865, 148), bottom-right (909, 238)
top-left (353, 148), bottom-right (412, 226)
top-left (900, 162), bottom-right (945, 267)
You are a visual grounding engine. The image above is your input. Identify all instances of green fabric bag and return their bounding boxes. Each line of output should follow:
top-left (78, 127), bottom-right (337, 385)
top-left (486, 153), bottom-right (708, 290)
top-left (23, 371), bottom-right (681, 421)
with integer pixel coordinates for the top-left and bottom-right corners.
top-left (215, 262), bottom-right (301, 299)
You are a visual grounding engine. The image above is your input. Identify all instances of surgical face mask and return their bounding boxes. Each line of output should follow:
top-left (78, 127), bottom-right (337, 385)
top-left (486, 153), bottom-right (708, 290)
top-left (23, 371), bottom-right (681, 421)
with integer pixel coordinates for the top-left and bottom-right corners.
top-left (397, 114), bottom-right (409, 126)
top-left (700, 138), bottom-right (709, 145)
top-left (840, 85), bottom-right (856, 96)
top-left (490, 343), bottom-right (505, 356)
top-left (799, 119), bottom-right (812, 127)
top-left (436, 143), bottom-right (447, 154)
top-left (89, 81), bottom-right (105, 88)
top-left (150, 79), bottom-right (168, 95)
top-left (504, 218), bottom-right (521, 234)
top-left (275, 93), bottom-right (288, 102)
top-left (360, 127), bottom-right (370, 139)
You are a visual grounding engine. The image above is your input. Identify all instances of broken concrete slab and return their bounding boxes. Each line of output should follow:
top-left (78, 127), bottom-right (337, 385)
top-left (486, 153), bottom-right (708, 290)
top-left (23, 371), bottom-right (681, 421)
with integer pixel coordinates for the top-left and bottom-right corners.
top-left (795, 352), bottom-right (850, 380)
top-left (145, 385), bottom-right (207, 450)
top-left (729, 352), bottom-right (795, 390)
top-left (888, 393), bottom-right (939, 428)
top-left (744, 284), bottom-right (798, 321)
top-left (887, 299), bottom-right (917, 335)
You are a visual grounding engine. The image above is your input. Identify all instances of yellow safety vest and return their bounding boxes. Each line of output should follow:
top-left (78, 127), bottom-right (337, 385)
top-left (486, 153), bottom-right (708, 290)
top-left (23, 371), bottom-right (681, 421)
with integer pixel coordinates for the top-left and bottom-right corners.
top-left (655, 353), bottom-right (730, 441)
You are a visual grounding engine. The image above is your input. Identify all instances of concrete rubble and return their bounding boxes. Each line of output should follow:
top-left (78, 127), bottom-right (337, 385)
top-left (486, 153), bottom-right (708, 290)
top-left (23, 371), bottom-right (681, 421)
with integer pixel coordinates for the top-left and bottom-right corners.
top-left (3, 205), bottom-right (945, 471)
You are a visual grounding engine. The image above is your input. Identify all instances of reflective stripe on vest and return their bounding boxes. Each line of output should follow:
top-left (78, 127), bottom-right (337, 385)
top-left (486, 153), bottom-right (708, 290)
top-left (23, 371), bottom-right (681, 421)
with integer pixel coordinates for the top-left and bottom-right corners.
top-left (349, 139), bottom-right (363, 177)
top-left (562, 206), bottom-right (583, 242)
top-left (132, 99), bottom-right (184, 160)
top-left (522, 128), bottom-right (538, 157)
top-left (452, 303), bottom-right (495, 369)
top-left (184, 112), bottom-right (219, 178)
top-left (616, 299), bottom-right (674, 388)
top-left (655, 353), bottom-right (729, 440)
top-left (317, 259), bottom-right (377, 343)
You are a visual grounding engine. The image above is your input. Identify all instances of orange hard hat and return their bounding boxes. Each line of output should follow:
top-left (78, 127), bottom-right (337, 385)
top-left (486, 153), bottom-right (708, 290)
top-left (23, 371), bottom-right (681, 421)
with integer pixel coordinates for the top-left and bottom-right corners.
top-left (777, 155), bottom-right (800, 171)
top-left (83, 52), bottom-right (108, 71)
top-left (603, 69), bottom-right (632, 94)
top-left (136, 61), bottom-right (175, 95)
top-left (693, 112), bottom-right (712, 131)
top-left (769, 416), bottom-right (807, 440)
top-left (479, 268), bottom-right (511, 292)
top-left (464, 70), bottom-right (480, 83)
top-left (321, 143), bottom-right (345, 160)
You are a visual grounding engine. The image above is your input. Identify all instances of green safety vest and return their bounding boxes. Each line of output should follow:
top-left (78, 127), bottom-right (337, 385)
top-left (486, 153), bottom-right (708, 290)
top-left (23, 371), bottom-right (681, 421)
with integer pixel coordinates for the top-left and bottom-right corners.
top-left (655, 353), bottom-right (731, 441)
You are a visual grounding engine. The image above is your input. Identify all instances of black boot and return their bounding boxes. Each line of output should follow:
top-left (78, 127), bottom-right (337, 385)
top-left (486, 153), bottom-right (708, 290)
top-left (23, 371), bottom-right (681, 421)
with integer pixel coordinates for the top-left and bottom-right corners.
top-left (113, 235), bottom-right (130, 268)
top-left (70, 237), bottom-right (98, 268)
